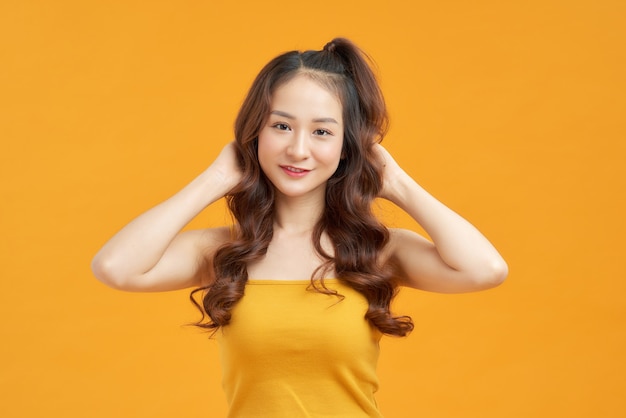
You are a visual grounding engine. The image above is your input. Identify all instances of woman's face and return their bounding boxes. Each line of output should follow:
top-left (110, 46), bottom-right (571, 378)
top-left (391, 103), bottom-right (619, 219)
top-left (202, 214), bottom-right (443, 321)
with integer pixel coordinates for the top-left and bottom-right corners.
top-left (258, 74), bottom-right (344, 200)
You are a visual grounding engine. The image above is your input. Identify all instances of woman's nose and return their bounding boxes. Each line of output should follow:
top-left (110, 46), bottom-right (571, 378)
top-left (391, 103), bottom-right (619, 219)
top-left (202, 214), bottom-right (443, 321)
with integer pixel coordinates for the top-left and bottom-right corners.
top-left (286, 132), bottom-right (310, 160)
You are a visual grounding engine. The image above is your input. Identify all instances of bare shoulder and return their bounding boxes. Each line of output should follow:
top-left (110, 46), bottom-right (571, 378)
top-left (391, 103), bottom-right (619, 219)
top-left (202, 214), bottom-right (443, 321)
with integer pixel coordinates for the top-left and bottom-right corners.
top-left (184, 226), bottom-right (233, 281)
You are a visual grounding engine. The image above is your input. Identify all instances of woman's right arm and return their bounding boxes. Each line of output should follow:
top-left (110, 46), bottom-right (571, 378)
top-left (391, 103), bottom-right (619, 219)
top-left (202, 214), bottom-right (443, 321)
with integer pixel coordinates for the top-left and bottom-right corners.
top-left (91, 142), bottom-right (242, 292)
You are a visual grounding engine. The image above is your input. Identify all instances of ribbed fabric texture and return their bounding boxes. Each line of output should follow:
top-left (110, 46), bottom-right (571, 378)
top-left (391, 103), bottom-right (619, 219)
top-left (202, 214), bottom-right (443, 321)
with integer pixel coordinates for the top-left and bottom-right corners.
top-left (217, 279), bottom-right (383, 418)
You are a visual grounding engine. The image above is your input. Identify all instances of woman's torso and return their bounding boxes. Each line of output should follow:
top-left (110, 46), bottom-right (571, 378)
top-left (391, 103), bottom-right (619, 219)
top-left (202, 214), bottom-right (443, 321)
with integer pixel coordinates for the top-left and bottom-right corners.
top-left (217, 279), bottom-right (383, 418)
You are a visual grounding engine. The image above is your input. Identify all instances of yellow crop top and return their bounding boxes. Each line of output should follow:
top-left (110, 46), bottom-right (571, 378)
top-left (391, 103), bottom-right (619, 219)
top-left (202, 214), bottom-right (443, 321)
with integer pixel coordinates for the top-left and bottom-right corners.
top-left (216, 279), bottom-right (383, 418)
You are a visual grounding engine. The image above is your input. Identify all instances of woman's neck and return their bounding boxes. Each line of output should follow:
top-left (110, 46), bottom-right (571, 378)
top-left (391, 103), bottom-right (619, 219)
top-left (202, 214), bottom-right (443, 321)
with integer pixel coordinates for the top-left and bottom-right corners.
top-left (272, 192), bottom-right (325, 234)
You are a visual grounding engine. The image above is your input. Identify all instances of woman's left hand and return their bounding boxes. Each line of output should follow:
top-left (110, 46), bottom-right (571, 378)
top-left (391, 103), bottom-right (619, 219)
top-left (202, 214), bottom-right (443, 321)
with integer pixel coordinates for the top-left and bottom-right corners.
top-left (373, 143), bottom-right (409, 202)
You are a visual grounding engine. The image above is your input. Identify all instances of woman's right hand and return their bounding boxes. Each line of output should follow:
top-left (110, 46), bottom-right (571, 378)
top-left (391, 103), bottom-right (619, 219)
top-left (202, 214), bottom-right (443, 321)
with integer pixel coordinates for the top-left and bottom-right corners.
top-left (206, 141), bottom-right (244, 197)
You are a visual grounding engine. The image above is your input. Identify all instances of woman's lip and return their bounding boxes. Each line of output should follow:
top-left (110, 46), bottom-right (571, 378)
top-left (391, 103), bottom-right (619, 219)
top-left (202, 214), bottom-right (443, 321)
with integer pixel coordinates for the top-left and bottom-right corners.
top-left (280, 165), bottom-right (311, 177)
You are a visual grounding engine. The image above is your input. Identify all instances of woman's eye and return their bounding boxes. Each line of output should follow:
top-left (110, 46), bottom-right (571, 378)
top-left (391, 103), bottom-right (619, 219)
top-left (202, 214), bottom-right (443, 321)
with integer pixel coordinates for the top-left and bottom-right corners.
top-left (313, 129), bottom-right (332, 136)
top-left (273, 123), bottom-right (290, 131)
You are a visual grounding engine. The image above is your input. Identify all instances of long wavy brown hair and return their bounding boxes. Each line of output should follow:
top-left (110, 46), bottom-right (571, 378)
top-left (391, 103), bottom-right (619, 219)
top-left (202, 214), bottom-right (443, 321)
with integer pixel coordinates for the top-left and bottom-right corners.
top-left (191, 38), bottom-right (413, 337)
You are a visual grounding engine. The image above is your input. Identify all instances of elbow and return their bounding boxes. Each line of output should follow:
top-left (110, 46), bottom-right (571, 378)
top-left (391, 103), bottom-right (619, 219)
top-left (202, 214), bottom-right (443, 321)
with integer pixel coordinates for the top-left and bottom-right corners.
top-left (91, 254), bottom-right (135, 291)
top-left (477, 258), bottom-right (508, 290)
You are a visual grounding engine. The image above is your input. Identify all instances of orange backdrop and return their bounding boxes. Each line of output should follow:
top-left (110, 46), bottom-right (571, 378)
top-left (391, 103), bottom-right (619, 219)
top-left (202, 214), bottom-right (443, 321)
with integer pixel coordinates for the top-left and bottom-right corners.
top-left (1, 0), bottom-right (624, 417)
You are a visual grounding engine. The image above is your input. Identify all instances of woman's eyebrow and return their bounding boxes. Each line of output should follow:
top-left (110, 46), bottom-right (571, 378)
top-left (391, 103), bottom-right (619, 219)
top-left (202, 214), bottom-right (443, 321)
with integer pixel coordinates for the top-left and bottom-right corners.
top-left (313, 117), bottom-right (339, 124)
top-left (270, 110), bottom-right (339, 124)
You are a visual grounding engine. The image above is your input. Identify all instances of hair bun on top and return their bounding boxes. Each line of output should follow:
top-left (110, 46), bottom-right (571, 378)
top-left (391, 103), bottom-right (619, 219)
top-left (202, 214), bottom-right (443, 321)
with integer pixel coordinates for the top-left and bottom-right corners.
top-left (323, 38), bottom-right (354, 54)
top-left (323, 39), bottom-right (337, 53)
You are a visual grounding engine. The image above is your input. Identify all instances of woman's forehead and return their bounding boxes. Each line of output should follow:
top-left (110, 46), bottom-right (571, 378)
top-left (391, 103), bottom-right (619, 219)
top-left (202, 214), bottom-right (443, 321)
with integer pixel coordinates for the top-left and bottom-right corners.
top-left (270, 74), bottom-right (343, 123)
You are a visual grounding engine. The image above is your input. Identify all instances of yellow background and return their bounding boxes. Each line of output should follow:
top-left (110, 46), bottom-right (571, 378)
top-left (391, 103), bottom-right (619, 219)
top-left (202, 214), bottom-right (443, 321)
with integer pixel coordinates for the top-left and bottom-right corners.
top-left (1, 0), bottom-right (624, 416)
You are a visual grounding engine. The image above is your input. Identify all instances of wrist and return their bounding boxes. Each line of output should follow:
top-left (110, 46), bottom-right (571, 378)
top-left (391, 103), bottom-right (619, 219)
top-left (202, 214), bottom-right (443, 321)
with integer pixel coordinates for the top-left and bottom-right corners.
top-left (188, 167), bottom-right (234, 206)
top-left (382, 169), bottom-right (413, 204)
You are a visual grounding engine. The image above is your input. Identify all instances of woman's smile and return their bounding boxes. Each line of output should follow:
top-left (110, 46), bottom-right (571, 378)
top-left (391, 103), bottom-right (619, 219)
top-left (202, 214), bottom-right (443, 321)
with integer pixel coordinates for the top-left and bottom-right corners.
top-left (280, 165), bottom-right (311, 177)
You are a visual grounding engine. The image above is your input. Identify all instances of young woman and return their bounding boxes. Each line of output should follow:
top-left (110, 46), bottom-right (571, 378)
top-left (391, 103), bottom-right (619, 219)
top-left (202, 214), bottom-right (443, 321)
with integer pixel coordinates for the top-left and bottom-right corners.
top-left (92, 38), bottom-right (507, 417)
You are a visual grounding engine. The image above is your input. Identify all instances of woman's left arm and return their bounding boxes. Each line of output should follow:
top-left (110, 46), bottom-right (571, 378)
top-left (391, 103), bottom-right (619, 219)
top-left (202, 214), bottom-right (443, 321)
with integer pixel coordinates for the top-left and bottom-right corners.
top-left (376, 144), bottom-right (508, 293)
